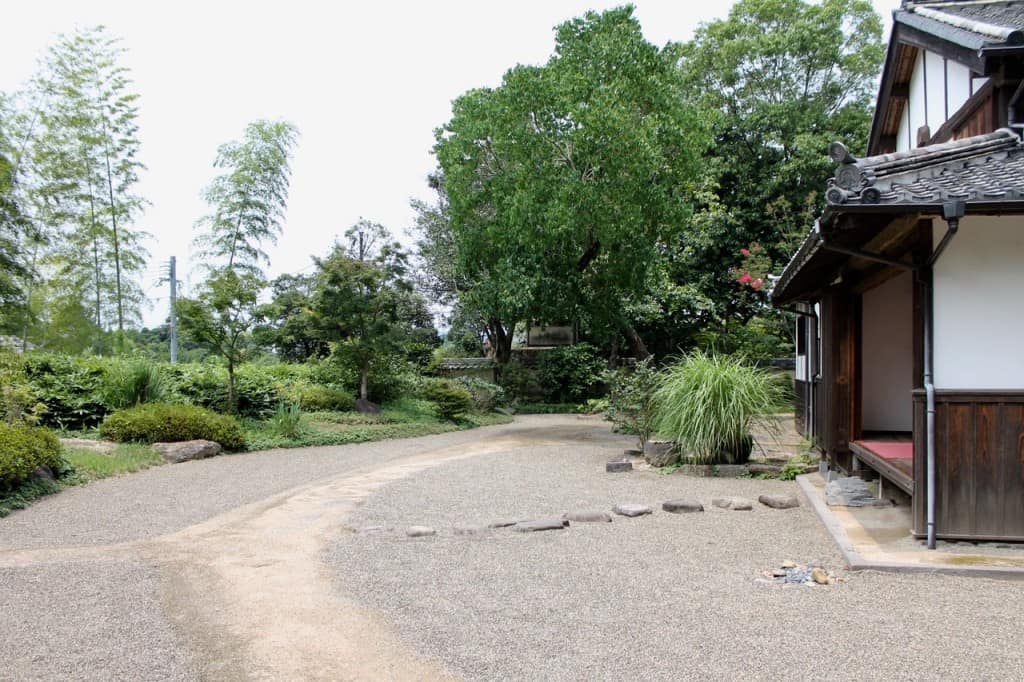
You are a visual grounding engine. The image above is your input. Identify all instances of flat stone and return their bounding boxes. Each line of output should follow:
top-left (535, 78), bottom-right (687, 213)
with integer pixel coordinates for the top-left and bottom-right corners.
top-left (512, 518), bottom-right (569, 532)
top-left (612, 504), bottom-right (653, 517)
top-left (406, 526), bottom-right (437, 538)
top-left (771, 568), bottom-right (788, 578)
top-left (453, 524), bottom-right (485, 536)
top-left (758, 494), bottom-right (800, 510)
top-left (662, 499), bottom-right (704, 514)
top-left (152, 439), bottom-right (221, 464)
top-left (487, 519), bottom-right (520, 528)
top-left (781, 560), bottom-right (797, 569)
top-left (563, 510), bottom-right (612, 523)
top-left (606, 460), bottom-right (632, 473)
top-left (359, 525), bottom-right (391, 534)
top-left (811, 567), bottom-right (830, 585)
top-left (712, 496), bottom-right (754, 511)
top-left (824, 477), bottom-right (890, 507)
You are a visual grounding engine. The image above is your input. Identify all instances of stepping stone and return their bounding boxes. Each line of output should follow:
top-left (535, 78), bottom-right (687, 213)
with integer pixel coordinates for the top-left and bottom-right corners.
top-left (623, 449), bottom-right (643, 458)
top-left (487, 519), bottom-right (520, 529)
top-left (512, 518), bottom-right (569, 532)
top-left (758, 494), bottom-right (800, 510)
top-left (712, 496), bottom-right (754, 511)
top-left (824, 477), bottom-right (889, 507)
top-left (613, 504), bottom-right (653, 517)
top-left (606, 460), bottom-right (633, 473)
top-left (406, 526), bottom-right (437, 537)
top-left (359, 525), bottom-right (391, 534)
top-left (662, 499), bottom-right (704, 513)
top-left (563, 510), bottom-right (612, 523)
top-left (453, 524), bottom-right (485, 536)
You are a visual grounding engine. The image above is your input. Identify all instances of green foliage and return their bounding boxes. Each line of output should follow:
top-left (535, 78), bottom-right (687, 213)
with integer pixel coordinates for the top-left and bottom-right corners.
top-left (513, 402), bottom-right (589, 414)
top-left (289, 384), bottom-right (354, 412)
top-left (498, 362), bottom-right (543, 402)
top-left (0, 422), bottom-right (62, 488)
top-left (103, 359), bottom-right (167, 409)
top-left (63, 442), bottom-right (161, 480)
top-left (423, 381), bottom-right (472, 422)
top-left (452, 376), bottom-right (507, 412)
top-left (22, 354), bottom-right (108, 429)
top-left (99, 402), bottom-right (245, 450)
top-left (695, 315), bottom-right (794, 359)
top-left (537, 344), bottom-right (605, 403)
top-left (604, 357), bottom-right (659, 448)
top-left (270, 401), bottom-right (303, 439)
top-left (651, 352), bottom-right (785, 464)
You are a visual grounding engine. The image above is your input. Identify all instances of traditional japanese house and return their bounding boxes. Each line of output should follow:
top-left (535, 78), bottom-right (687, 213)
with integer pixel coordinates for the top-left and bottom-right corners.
top-left (772, 0), bottom-right (1024, 546)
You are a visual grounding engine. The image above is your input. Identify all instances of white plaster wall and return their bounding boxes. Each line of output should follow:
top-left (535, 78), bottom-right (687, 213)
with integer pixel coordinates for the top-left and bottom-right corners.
top-left (897, 105), bottom-right (911, 153)
top-left (862, 272), bottom-right (914, 431)
top-left (934, 216), bottom-right (1024, 389)
top-left (907, 51), bottom-right (927, 145)
top-left (925, 51), bottom-right (946, 129)
top-left (946, 59), bottom-right (972, 119)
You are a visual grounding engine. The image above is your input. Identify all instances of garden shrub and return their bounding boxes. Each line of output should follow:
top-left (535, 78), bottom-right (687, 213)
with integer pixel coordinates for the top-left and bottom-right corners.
top-left (0, 422), bottom-right (63, 489)
top-left (290, 384), bottom-right (355, 412)
top-left (423, 381), bottom-right (472, 422)
top-left (22, 354), bottom-right (108, 429)
top-left (604, 357), bottom-right (659, 448)
top-left (537, 343), bottom-right (605, 403)
top-left (270, 401), bottom-right (303, 439)
top-left (498, 361), bottom-right (544, 401)
top-left (104, 359), bottom-right (167, 409)
top-left (99, 403), bottom-right (246, 450)
top-left (452, 377), bottom-right (507, 412)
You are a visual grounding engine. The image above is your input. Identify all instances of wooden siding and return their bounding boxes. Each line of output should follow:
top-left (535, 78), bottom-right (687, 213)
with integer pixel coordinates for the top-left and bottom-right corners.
top-left (913, 391), bottom-right (1024, 541)
top-left (795, 379), bottom-right (811, 436)
top-left (820, 289), bottom-right (858, 472)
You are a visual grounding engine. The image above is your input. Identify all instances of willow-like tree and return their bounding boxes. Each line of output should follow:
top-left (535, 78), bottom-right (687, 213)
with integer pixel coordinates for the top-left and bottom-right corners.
top-left (193, 119), bottom-right (299, 275)
top-left (29, 26), bottom-right (149, 351)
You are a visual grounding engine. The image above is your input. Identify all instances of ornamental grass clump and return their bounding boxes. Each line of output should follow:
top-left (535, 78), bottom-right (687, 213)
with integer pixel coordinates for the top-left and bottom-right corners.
top-left (651, 351), bottom-right (785, 464)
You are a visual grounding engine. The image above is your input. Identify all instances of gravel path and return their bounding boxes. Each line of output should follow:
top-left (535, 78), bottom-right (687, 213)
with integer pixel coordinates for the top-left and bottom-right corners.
top-left (3, 415), bottom-right (1023, 680)
top-left (327, 417), bottom-right (1024, 680)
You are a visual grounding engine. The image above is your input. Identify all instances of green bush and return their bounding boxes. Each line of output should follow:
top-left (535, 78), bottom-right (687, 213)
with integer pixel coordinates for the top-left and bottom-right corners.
top-left (604, 357), bottom-right (660, 448)
top-left (651, 351), bottom-right (785, 464)
top-left (270, 401), bottom-right (303, 439)
top-left (104, 359), bottom-right (167, 409)
top-left (22, 354), bottom-right (108, 429)
top-left (498, 362), bottom-right (544, 401)
top-left (290, 384), bottom-right (355, 412)
top-left (423, 381), bottom-right (472, 422)
top-left (452, 377), bottom-right (507, 412)
top-left (99, 403), bottom-right (246, 450)
top-left (537, 343), bottom-right (605, 403)
top-left (0, 422), bottom-right (63, 489)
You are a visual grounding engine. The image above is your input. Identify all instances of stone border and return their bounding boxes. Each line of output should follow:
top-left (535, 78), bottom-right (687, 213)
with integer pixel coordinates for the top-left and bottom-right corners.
top-left (797, 475), bottom-right (1024, 581)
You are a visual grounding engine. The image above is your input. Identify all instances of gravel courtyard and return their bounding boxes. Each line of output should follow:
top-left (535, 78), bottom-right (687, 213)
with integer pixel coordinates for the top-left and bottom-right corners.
top-left (2, 415), bottom-right (1023, 680)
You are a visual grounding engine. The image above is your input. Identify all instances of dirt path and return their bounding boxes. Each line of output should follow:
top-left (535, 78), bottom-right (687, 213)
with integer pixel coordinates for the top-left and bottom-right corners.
top-left (0, 418), bottom-right (595, 681)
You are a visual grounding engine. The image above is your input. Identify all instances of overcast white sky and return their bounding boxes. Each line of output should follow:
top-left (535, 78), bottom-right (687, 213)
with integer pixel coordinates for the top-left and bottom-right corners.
top-left (2, 0), bottom-right (897, 327)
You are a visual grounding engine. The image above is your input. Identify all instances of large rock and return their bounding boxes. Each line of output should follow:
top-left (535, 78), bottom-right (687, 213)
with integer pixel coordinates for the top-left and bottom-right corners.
top-left (563, 510), bottom-right (612, 523)
top-left (712, 496), bottom-right (753, 511)
top-left (512, 518), bottom-right (569, 532)
top-left (825, 477), bottom-right (891, 507)
top-left (152, 440), bottom-right (221, 464)
top-left (758, 494), bottom-right (800, 510)
top-left (354, 398), bottom-right (382, 415)
top-left (612, 504), bottom-right (653, 518)
top-left (662, 499), bottom-right (704, 513)
top-left (644, 441), bottom-right (679, 468)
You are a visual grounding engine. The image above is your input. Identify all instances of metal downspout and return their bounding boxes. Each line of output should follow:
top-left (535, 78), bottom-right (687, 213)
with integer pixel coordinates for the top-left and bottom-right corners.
top-left (924, 201), bottom-right (964, 549)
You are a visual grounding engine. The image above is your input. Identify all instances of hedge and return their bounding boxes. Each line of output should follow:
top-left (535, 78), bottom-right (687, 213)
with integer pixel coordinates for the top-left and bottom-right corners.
top-left (99, 403), bottom-right (246, 450)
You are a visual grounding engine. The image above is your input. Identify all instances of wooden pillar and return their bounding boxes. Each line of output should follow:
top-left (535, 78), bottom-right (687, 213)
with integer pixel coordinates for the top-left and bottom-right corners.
top-left (821, 287), bottom-right (858, 473)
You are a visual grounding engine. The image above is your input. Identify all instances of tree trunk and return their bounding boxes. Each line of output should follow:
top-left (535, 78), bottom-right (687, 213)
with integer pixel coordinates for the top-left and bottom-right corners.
top-left (623, 325), bottom-right (650, 360)
top-left (360, 362), bottom-right (369, 401)
top-left (101, 118), bottom-right (125, 349)
top-left (227, 361), bottom-right (237, 414)
top-left (487, 318), bottom-right (514, 365)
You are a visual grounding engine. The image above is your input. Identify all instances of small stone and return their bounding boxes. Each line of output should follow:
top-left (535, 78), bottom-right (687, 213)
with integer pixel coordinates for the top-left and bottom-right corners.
top-left (359, 525), bottom-right (390, 534)
top-left (406, 526), bottom-right (436, 538)
top-left (612, 504), bottom-right (653, 517)
top-left (662, 499), bottom-right (704, 513)
top-left (781, 560), bottom-right (797, 569)
top-left (563, 510), bottom-right (612, 523)
top-left (758, 494), bottom-right (800, 509)
top-left (811, 567), bottom-right (829, 585)
top-left (512, 518), bottom-right (569, 532)
top-left (487, 519), bottom-right (519, 529)
top-left (712, 496), bottom-right (754, 511)
top-left (606, 460), bottom-right (633, 473)
top-left (771, 568), bottom-right (788, 578)
top-left (453, 524), bottom-right (485, 536)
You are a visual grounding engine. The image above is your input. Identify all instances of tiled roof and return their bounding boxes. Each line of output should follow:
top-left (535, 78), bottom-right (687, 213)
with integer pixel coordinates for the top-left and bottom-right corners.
top-left (772, 128), bottom-right (1024, 303)
top-left (897, 1), bottom-right (1024, 49)
top-left (825, 128), bottom-right (1024, 205)
top-left (439, 358), bottom-right (496, 370)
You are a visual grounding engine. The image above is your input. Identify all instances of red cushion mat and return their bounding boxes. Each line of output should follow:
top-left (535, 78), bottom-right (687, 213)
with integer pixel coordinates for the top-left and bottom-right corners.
top-left (856, 441), bottom-right (913, 460)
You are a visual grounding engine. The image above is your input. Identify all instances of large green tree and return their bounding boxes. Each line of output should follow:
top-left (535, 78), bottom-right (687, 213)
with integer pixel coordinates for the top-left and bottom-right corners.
top-left (28, 26), bottom-right (149, 350)
top-left (673, 0), bottom-right (884, 333)
top-left (429, 6), bottom-right (706, 362)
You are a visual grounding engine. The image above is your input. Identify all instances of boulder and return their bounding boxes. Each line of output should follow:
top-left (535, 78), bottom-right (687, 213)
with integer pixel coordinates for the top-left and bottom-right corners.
top-left (562, 510), bottom-right (612, 523)
top-left (152, 440), bottom-right (222, 464)
top-left (406, 526), bottom-right (437, 538)
top-left (612, 504), bottom-right (653, 518)
top-left (512, 518), bottom-right (569, 532)
top-left (712, 496), bottom-right (754, 511)
top-left (354, 398), bottom-right (382, 415)
top-left (644, 441), bottom-right (679, 468)
top-left (758, 494), bottom-right (800, 510)
top-left (662, 499), bottom-right (704, 513)
top-left (29, 465), bottom-right (56, 482)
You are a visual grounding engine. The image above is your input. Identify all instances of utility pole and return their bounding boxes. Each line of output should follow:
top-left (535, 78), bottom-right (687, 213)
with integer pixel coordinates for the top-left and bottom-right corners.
top-left (161, 256), bottom-right (179, 364)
